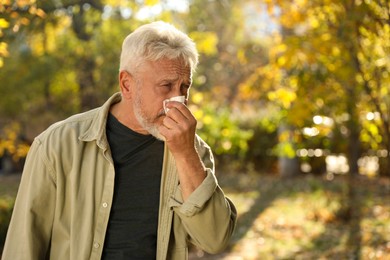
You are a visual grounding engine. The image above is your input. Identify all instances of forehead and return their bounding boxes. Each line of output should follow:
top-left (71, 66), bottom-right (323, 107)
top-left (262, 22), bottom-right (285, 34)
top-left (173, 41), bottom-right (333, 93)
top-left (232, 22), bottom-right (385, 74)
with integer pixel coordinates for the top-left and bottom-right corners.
top-left (139, 58), bottom-right (191, 81)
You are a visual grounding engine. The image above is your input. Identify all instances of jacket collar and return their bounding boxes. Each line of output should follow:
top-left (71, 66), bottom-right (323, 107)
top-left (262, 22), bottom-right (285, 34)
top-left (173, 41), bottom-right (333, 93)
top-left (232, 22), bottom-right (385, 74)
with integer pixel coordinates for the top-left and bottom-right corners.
top-left (78, 92), bottom-right (122, 149)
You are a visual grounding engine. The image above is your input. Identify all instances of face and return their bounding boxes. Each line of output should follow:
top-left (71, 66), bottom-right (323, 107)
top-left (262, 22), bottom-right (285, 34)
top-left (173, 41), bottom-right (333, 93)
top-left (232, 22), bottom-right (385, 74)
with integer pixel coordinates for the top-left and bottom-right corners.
top-left (131, 58), bottom-right (192, 139)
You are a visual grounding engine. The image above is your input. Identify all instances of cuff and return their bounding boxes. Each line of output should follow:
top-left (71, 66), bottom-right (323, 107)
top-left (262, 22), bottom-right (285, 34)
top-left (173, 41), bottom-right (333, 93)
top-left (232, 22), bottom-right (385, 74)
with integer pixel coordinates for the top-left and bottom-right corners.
top-left (169, 168), bottom-right (218, 217)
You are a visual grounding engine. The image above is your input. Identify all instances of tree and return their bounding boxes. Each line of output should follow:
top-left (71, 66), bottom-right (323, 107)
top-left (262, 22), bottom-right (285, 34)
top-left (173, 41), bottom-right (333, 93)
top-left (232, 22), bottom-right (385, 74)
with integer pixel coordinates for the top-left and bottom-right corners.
top-left (185, 0), bottom-right (269, 164)
top-left (0, 0), bottom-right (46, 67)
top-left (0, 0), bottom-right (150, 158)
top-left (1, 0), bottom-right (208, 164)
top-left (242, 0), bottom-right (390, 176)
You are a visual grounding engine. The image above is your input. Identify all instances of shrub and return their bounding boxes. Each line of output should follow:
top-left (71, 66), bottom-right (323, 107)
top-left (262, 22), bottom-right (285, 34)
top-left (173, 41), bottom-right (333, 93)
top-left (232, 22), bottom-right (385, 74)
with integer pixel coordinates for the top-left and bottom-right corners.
top-left (0, 197), bottom-right (14, 248)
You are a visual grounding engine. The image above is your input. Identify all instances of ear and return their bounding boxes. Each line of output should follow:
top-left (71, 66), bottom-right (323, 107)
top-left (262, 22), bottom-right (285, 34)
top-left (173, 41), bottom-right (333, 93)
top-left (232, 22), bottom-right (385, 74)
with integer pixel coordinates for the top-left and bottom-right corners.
top-left (119, 71), bottom-right (133, 99)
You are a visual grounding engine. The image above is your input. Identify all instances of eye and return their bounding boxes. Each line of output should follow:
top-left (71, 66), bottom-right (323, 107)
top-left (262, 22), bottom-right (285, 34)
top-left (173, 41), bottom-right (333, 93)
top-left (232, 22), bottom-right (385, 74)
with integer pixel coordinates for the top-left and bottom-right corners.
top-left (159, 83), bottom-right (172, 92)
top-left (181, 84), bottom-right (191, 94)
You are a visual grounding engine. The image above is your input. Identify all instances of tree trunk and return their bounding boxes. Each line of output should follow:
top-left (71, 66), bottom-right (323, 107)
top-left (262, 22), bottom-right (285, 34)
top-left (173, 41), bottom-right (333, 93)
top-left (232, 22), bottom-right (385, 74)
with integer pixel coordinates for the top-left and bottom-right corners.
top-left (278, 124), bottom-right (300, 177)
top-left (78, 57), bottom-right (99, 110)
top-left (278, 156), bottom-right (301, 178)
top-left (347, 119), bottom-right (360, 176)
top-left (346, 92), bottom-right (361, 176)
top-left (379, 155), bottom-right (390, 177)
top-left (71, 1), bottom-right (103, 111)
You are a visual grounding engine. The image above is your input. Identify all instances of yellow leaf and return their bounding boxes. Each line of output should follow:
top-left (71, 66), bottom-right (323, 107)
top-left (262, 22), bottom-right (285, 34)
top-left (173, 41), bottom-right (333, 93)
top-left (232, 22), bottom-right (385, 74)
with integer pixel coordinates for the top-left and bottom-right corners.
top-left (309, 17), bottom-right (320, 29)
top-left (288, 77), bottom-right (298, 88)
top-left (193, 109), bottom-right (203, 120)
top-left (0, 0), bottom-right (12, 6)
top-left (277, 56), bottom-right (286, 66)
top-left (189, 31), bottom-right (218, 56)
top-left (0, 42), bottom-right (9, 57)
top-left (268, 88), bottom-right (297, 109)
top-left (267, 91), bottom-right (275, 101)
top-left (203, 115), bottom-right (213, 125)
top-left (192, 92), bottom-right (203, 104)
top-left (16, 0), bottom-right (35, 8)
top-left (10, 12), bottom-right (19, 19)
top-left (276, 43), bottom-right (288, 53)
top-left (20, 17), bottom-right (30, 25)
top-left (222, 128), bottom-right (230, 137)
top-left (145, 0), bottom-right (159, 6)
top-left (332, 46), bottom-right (340, 56)
top-left (0, 18), bottom-right (9, 28)
top-left (237, 49), bottom-right (247, 64)
top-left (320, 33), bottom-right (331, 41)
top-left (35, 8), bottom-right (46, 18)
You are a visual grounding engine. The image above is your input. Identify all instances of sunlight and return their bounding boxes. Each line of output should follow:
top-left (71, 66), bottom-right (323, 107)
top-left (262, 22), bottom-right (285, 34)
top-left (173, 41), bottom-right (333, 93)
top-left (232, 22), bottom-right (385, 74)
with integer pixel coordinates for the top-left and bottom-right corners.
top-left (135, 0), bottom-right (189, 20)
top-left (313, 115), bottom-right (334, 126)
top-left (358, 156), bottom-right (379, 176)
top-left (325, 155), bottom-right (349, 174)
top-left (303, 127), bottom-right (319, 137)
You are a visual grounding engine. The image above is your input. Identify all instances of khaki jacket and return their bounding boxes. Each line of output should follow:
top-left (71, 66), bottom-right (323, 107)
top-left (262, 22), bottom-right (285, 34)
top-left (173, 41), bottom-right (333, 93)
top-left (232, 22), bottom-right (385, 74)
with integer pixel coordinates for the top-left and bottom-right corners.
top-left (2, 93), bottom-right (237, 260)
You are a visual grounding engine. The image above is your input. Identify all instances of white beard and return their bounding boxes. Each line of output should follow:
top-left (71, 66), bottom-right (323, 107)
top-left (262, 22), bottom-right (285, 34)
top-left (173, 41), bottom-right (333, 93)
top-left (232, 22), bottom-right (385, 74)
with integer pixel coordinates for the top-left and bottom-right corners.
top-left (133, 86), bottom-right (165, 141)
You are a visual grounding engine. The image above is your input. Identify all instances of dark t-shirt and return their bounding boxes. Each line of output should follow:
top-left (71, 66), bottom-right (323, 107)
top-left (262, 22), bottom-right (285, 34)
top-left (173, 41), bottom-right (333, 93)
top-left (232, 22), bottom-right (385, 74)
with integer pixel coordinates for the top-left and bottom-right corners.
top-left (102, 113), bottom-right (164, 259)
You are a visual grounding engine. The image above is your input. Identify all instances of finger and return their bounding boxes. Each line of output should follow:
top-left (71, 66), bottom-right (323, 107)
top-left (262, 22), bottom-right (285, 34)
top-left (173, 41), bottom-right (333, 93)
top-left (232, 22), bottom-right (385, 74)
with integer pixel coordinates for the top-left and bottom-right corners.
top-left (166, 106), bottom-right (197, 133)
top-left (162, 116), bottom-right (179, 129)
top-left (165, 102), bottom-right (193, 119)
top-left (158, 124), bottom-right (170, 139)
top-left (166, 108), bottom-right (188, 125)
top-left (158, 122), bottom-right (181, 141)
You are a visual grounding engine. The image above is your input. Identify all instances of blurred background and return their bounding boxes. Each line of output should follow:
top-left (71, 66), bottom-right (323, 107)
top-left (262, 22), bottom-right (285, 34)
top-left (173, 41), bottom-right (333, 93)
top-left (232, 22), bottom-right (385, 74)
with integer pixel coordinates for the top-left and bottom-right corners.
top-left (0, 0), bottom-right (389, 259)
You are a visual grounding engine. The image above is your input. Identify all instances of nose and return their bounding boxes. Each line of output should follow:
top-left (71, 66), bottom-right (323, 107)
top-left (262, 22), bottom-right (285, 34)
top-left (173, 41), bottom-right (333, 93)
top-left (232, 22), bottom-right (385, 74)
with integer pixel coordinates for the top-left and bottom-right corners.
top-left (170, 85), bottom-right (186, 98)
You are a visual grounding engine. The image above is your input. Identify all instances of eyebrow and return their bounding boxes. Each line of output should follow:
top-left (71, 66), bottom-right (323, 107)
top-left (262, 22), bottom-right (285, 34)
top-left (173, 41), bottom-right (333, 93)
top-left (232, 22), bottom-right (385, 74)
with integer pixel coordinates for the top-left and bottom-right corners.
top-left (158, 77), bottom-right (191, 85)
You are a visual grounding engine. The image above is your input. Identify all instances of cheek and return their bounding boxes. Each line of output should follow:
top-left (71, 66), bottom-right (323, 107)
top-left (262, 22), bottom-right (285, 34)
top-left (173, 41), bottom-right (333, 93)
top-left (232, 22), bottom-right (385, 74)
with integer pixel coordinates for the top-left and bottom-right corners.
top-left (146, 97), bottom-right (165, 118)
top-left (154, 97), bottom-right (165, 112)
top-left (138, 87), bottom-right (165, 116)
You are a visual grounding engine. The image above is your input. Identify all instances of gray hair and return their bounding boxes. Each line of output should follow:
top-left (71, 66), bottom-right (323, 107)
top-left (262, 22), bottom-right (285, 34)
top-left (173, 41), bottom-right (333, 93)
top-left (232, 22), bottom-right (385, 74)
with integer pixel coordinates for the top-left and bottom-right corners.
top-left (119, 21), bottom-right (199, 73)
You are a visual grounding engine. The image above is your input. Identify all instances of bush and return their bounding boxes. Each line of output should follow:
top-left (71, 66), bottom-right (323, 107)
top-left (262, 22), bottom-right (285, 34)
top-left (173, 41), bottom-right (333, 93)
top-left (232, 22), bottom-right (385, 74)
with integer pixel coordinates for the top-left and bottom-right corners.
top-left (194, 104), bottom-right (254, 158)
top-left (0, 197), bottom-right (14, 248)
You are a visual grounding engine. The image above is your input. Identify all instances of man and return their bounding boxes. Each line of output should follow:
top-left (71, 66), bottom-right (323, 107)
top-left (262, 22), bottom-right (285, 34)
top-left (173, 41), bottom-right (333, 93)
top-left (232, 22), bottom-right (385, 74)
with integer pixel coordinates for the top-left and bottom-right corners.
top-left (2, 21), bottom-right (237, 259)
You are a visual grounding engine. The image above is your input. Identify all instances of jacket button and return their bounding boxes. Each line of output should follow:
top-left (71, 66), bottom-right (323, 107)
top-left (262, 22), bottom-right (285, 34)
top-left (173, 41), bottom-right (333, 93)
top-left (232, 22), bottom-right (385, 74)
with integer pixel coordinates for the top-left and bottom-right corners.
top-left (102, 202), bottom-right (108, 208)
top-left (93, 242), bottom-right (100, 249)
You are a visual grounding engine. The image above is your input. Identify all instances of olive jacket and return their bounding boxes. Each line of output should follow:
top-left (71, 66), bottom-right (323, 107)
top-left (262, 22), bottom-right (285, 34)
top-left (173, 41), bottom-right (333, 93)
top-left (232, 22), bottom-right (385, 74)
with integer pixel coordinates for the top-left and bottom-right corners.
top-left (2, 93), bottom-right (237, 260)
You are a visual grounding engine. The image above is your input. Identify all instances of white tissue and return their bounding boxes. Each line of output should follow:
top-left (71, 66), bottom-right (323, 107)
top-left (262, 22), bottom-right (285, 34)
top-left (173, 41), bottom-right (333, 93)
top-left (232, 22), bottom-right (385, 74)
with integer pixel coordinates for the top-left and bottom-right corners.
top-left (163, 96), bottom-right (185, 114)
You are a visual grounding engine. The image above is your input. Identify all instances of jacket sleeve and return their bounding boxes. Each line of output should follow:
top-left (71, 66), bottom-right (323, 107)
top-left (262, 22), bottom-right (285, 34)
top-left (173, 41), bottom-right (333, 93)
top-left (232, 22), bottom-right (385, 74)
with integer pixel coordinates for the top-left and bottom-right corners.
top-left (2, 138), bottom-right (56, 260)
top-left (169, 136), bottom-right (237, 254)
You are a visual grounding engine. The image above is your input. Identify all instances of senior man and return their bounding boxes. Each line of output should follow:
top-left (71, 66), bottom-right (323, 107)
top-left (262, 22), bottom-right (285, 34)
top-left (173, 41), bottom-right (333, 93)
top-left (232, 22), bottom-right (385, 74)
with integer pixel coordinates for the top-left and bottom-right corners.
top-left (2, 21), bottom-right (237, 260)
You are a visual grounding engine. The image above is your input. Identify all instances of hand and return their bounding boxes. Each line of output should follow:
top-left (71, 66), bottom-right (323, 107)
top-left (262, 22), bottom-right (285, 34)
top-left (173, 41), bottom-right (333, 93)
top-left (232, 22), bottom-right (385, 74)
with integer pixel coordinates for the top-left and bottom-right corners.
top-left (158, 101), bottom-right (197, 156)
top-left (158, 101), bottom-right (206, 200)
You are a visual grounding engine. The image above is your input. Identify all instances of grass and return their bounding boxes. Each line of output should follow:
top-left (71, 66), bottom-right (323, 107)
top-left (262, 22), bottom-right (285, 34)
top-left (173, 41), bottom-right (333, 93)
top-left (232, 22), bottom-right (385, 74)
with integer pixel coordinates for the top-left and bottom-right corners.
top-left (0, 173), bottom-right (389, 259)
top-left (191, 173), bottom-right (390, 259)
